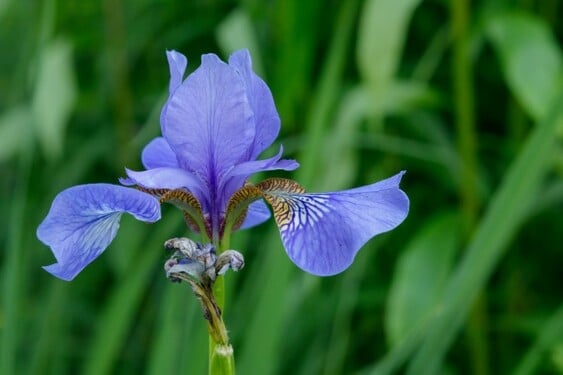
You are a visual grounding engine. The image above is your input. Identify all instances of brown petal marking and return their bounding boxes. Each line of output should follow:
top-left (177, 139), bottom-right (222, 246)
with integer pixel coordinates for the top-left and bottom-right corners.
top-left (224, 184), bottom-right (263, 232)
top-left (160, 189), bottom-right (206, 235)
top-left (137, 186), bottom-right (171, 198)
top-left (255, 178), bottom-right (306, 230)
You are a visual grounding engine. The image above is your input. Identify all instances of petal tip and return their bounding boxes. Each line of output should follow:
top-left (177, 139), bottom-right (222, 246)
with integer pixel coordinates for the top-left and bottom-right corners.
top-left (43, 263), bottom-right (76, 282)
top-left (166, 50), bottom-right (188, 94)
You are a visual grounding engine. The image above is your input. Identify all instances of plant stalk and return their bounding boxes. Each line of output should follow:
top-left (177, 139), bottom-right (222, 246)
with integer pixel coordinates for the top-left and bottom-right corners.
top-left (450, 0), bottom-right (489, 374)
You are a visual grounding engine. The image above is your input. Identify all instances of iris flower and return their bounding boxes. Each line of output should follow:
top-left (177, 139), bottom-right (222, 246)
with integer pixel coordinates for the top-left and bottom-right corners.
top-left (37, 49), bottom-right (409, 281)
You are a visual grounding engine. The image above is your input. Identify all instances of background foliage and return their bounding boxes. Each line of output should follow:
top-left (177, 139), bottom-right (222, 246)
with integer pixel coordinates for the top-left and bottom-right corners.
top-left (1, 0), bottom-right (562, 374)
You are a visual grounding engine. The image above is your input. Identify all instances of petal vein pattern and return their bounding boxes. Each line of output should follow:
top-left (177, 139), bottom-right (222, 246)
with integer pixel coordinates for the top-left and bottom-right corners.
top-left (161, 53), bottom-right (254, 188)
top-left (261, 172), bottom-right (409, 276)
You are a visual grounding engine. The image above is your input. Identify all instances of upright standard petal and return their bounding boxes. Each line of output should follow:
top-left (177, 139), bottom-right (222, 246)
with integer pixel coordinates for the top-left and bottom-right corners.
top-left (259, 172), bottom-right (409, 276)
top-left (37, 184), bottom-right (161, 281)
top-left (166, 50), bottom-right (188, 94)
top-left (161, 53), bottom-right (255, 189)
top-left (141, 137), bottom-right (179, 169)
top-left (228, 49), bottom-right (280, 159)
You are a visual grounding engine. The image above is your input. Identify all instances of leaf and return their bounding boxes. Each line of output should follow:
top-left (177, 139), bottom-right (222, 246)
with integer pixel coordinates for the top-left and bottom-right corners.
top-left (32, 38), bottom-right (76, 160)
top-left (486, 11), bottom-right (562, 121)
top-left (385, 211), bottom-right (460, 347)
top-left (513, 305), bottom-right (563, 375)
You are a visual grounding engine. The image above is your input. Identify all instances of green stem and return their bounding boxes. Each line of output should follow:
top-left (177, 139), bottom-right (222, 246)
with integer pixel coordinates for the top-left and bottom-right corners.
top-left (206, 234), bottom-right (235, 375)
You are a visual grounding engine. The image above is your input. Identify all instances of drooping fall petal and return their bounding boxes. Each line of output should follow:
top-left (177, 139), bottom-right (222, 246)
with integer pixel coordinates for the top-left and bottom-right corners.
top-left (37, 184), bottom-right (161, 281)
top-left (260, 172), bottom-right (409, 276)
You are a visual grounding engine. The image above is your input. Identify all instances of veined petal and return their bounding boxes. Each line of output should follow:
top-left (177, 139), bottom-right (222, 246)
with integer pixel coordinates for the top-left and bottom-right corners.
top-left (141, 137), bottom-right (179, 169)
top-left (228, 49), bottom-right (280, 159)
top-left (161, 53), bottom-right (255, 188)
top-left (260, 172), bottom-right (409, 276)
top-left (121, 167), bottom-right (207, 206)
top-left (239, 199), bottom-right (271, 230)
top-left (37, 184), bottom-right (161, 281)
top-left (166, 50), bottom-right (188, 94)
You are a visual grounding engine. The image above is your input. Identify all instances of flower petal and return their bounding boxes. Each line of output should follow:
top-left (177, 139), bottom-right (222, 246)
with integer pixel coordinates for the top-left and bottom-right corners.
top-left (261, 172), bottom-right (409, 276)
top-left (37, 184), bottom-right (161, 281)
top-left (121, 167), bottom-right (206, 206)
top-left (161, 53), bottom-right (255, 188)
top-left (227, 145), bottom-right (299, 178)
top-left (238, 199), bottom-right (271, 230)
top-left (141, 137), bottom-right (179, 169)
top-left (228, 49), bottom-right (280, 159)
top-left (166, 50), bottom-right (187, 94)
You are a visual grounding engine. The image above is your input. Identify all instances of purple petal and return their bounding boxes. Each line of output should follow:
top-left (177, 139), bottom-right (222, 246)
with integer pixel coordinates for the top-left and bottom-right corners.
top-left (228, 49), bottom-right (280, 159)
top-left (161, 53), bottom-right (255, 188)
top-left (269, 172), bottom-right (409, 276)
top-left (238, 199), bottom-right (271, 230)
top-left (166, 50), bottom-right (187, 94)
top-left (220, 146), bottom-right (299, 209)
top-left (227, 145), bottom-right (299, 178)
top-left (121, 167), bottom-right (207, 205)
top-left (141, 137), bottom-right (179, 169)
top-left (37, 184), bottom-right (161, 281)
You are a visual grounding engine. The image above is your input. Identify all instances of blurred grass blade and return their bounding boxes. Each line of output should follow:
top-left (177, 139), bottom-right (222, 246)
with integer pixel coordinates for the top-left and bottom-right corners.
top-left (270, 0), bottom-right (323, 128)
top-left (82, 216), bottom-right (181, 375)
top-left (147, 285), bottom-right (207, 375)
top-left (234, 235), bottom-right (294, 375)
top-left (299, 0), bottom-right (360, 189)
top-left (216, 8), bottom-right (264, 76)
top-left (320, 86), bottom-right (371, 190)
top-left (0, 107), bottom-right (31, 161)
top-left (513, 304), bottom-right (563, 375)
top-left (486, 11), bottom-right (562, 121)
top-left (385, 212), bottom-right (460, 347)
top-left (32, 38), bottom-right (76, 161)
top-left (321, 244), bottom-right (373, 375)
top-left (0, 142), bottom-right (33, 375)
top-left (405, 88), bottom-right (563, 375)
top-left (357, 0), bottom-right (422, 90)
top-left (28, 282), bottom-right (67, 375)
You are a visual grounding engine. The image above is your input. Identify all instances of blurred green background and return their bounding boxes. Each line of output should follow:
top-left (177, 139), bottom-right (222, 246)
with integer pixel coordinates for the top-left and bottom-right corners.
top-left (1, 0), bottom-right (562, 374)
